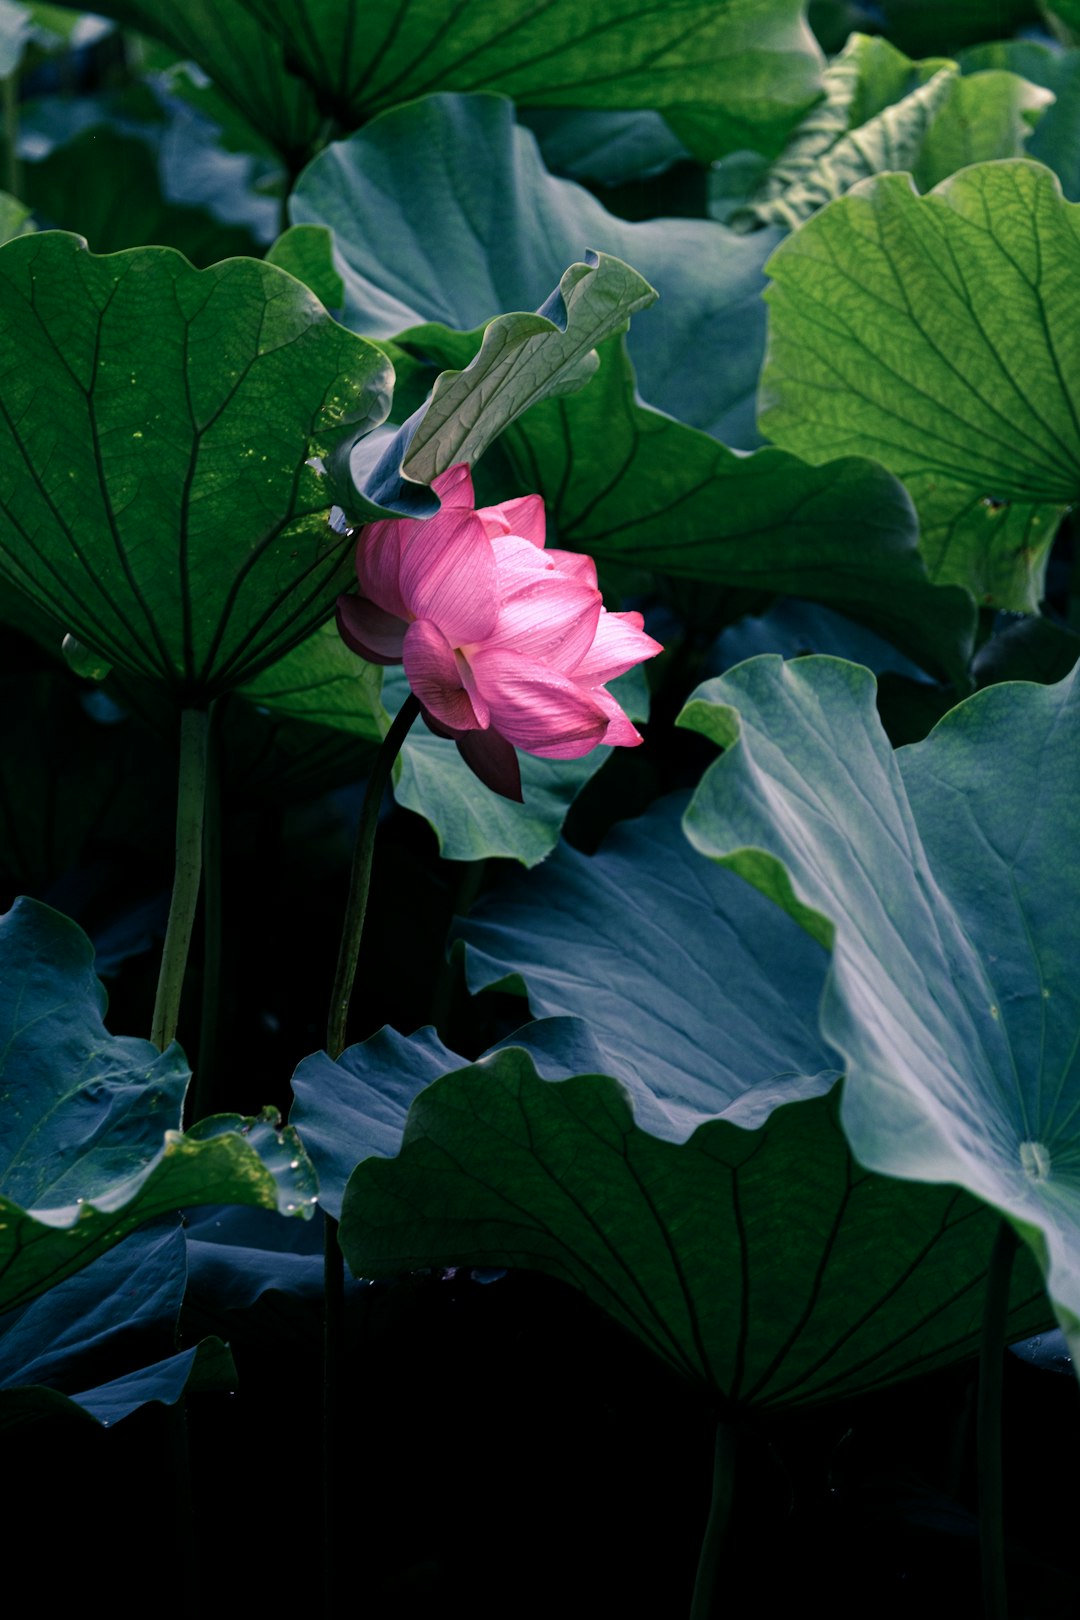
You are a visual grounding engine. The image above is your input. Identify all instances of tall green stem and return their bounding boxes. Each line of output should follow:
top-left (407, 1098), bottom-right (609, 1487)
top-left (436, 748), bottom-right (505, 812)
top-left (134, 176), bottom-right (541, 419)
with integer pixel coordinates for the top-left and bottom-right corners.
top-left (190, 701), bottom-right (223, 1124)
top-left (978, 1217), bottom-right (1018, 1620)
top-left (323, 692), bottom-right (420, 1618)
top-left (325, 692), bottom-right (421, 1061)
top-left (689, 1422), bottom-right (736, 1620)
top-left (2, 72), bottom-right (20, 201)
top-left (152, 708), bottom-right (210, 1052)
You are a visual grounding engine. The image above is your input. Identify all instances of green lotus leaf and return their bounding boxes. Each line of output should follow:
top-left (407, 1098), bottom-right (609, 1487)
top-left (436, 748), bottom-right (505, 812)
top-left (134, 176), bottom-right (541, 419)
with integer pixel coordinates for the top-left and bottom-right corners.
top-left (0, 232), bottom-right (393, 700)
top-left (341, 1047), bottom-right (1048, 1404)
top-left (680, 654), bottom-right (1080, 1362)
top-left (288, 94), bottom-right (775, 447)
top-left (383, 664), bottom-right (649, 867)
top-left (239, 0), bottom-right (823, 164)
top-left (760, 160), bottom-right (1080, 611)
top-left (0, 897), bottom-right (317, 1312)
top-left (961, 40), bottom-right (1080, 203)
top-left (498, 337), bottom-right (975, 684)
top-left (238, 620), bottom-right (384, 742)
top-left (716, 33), bottom-right (1048, 231)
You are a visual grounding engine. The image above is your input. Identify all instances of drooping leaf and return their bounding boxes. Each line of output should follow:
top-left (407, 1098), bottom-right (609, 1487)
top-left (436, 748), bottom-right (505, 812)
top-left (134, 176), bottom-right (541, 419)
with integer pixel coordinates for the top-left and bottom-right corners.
top-left (760, 160), bottom-right (1080, 611)
top-left (289, 93), bottom-right (777, 446)
top-left (716, 34), bottom-right (1049, 232)
top-left (961, 40), bottom-right (1080, 203)
top-left (0, 897), bottom-right (317, 1312)
top-left (0, 233), bottom-right (393, 700)
top-left (383, 663), bottom-right (650, 867)
top-left (0, 1221), bottom-right (234, 1429)
top-left (498, 337), bottom-right (975, 684)
top-left (340, 1044), bottom-right (1048, 1404)
top-left (680, 654), bottom-right (1080, 1361)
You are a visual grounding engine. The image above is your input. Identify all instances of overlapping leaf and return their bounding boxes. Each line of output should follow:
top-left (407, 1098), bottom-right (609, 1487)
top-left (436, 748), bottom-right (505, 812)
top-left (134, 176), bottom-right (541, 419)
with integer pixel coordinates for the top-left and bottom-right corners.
top-left (336, 799), bottom-right (1048, 1400)
top-left (0, 233), bottom-right (393, 699)
top-left (715, 33), bottom-right (1049, 231)
top-left (498, 338), bottom-right (975, 683)
top-left (289, 93), bottom-right (777, 446)
top-left (760, 160), bottom-right (1080, 610)
top-left (0, 898), bottom-right (317, 1312)
top-left (0, 1222), bottom-right (234, 1430)
top-left (383, 664), bottom-right (650, 867)
top-left (680, 654), bottom-right (1080, 1358)
top-left (240, 0), bottom-right (823, 163)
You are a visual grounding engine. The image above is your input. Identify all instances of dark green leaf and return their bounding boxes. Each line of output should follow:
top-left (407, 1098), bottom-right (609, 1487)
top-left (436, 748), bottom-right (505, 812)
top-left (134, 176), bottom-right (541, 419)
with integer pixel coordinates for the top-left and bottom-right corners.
top-left (0, 233), bottom-right (392, 699)
top-left (342, 1048), bottom-right (1048, 1403)
top-left (499, 337), bottom-right (975, 684)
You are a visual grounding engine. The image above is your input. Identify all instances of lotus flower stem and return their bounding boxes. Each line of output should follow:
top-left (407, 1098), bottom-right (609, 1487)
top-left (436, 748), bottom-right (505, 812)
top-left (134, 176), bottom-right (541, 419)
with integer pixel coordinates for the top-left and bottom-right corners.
top-left (322, 689), bottom-right (420, 1614)
top-left (325, 690), bottom-right (421, 1061)
top-left (190, 701), bottom-right (224, 1124)
top-left (689, 1421), bottom-right (736, 1620)
top-left (978, 1217), bottom-right (1019, 1620)
top-left (151, 707), bottom-right (210, 1053)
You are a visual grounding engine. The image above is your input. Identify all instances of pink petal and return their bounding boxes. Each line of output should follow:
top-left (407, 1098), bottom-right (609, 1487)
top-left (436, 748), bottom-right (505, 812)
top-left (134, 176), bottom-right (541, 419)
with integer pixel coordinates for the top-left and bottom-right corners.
top-left (456, 728), bottom-right (523, 802)
top-left (545, 549), bottom-right (598, 588)
top-left (398, 510), bottom-right (498, 646)
top-left (592, 683), bottom-right (643, 748)
top-left (478, 494), bottom-right (546, 547)
top-left (404, 619), bottom-right (487, 732)
top-left (431, 463), bottom-right (475, 508)
top-left (355, 521), bottom-right (409, 620)
top-left (335, 595), bottom-right (407, 664)
top-left (469, 647), bottom-right (611, 758)
top-left (571, 609), bottom-right (663, 684)
top-left (480, 575), bottom-right (602, 673)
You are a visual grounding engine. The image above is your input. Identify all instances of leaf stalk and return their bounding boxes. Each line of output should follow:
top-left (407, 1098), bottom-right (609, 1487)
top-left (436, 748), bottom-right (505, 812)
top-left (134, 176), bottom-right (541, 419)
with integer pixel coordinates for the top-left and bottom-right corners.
top-left (152, 707), bottom-right (210, 1053)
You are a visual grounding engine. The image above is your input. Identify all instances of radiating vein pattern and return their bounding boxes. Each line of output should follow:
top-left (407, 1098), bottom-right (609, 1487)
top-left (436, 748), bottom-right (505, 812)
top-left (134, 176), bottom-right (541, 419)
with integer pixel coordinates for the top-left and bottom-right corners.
top-left (760, 160), bottom-right (1080, 609)
top-left (0, 234), bottom-right (392, 699)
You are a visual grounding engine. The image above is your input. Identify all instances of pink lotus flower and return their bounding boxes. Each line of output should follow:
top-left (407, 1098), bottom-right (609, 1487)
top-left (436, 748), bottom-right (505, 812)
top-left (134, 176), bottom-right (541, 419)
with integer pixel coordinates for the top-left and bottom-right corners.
top-left (336, 465), bottom-right (662, 801)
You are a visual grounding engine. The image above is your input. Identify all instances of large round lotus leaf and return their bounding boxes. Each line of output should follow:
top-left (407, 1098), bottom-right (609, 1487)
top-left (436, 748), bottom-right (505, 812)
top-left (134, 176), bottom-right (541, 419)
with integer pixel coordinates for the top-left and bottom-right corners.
top-left (0, 897), bottom-right (317, 1312)
top-left (0, 232), bottom-right (392, 701)
top-left (760, 160), bottom-right (1080, 611)
top-left (680, 654), bottom-right (1080, 1359)
top-left (340, 1044), bottom-right (1048, 1404)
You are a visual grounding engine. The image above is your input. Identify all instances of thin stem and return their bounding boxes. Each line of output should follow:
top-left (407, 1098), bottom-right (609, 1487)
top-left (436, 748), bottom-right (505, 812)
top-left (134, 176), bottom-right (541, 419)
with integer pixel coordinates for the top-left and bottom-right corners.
top-left (2, 73), bottom-right (19, 201)
top-left (190, 701), bottom-right (224, 1124)
top-left (323, 691), bottom-right (420, 1618)
top-left (325, 692), bottom-right (421, 1061)
top-left (978, 1217), bottom-right (1019, 1620)
top-left (152, 708), bottom-right (210, 1052)
top-left (689, 1422), bottom-right (736, 1620)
